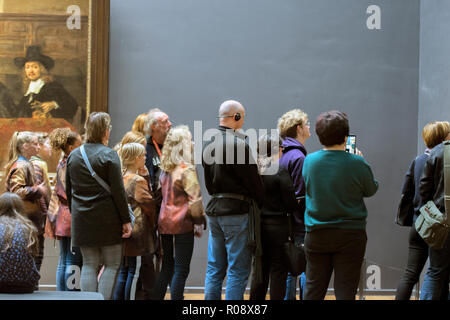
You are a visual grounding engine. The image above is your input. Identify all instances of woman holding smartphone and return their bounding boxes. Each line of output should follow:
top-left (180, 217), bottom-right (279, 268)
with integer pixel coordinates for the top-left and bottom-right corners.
top-left (302, 110), bottom-right (378, 300)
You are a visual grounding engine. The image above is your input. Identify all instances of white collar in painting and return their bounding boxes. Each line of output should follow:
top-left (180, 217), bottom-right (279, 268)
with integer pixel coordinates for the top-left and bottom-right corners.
top-left (25, 78), bottom-right (45, 96)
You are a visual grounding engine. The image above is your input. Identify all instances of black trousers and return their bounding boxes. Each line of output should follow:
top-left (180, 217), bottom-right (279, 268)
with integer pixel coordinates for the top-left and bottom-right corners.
top-left (304, 228), bottom-right (367, 300)
top-left (250, 221), bottom-right (290, 300)
top-left (135, 253), bottom-right (159, 300)
top-left (395, 227), bottom-right (429, 300)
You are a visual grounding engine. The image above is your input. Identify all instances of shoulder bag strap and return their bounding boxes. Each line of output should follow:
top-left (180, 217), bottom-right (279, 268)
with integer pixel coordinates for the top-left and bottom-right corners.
top-left (79, 145), bottom-right (111, 194)
top-left (444, 141), bottom-right (450, 222)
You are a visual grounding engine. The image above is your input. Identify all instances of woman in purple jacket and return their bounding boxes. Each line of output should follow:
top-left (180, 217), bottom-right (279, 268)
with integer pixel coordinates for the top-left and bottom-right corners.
top-left (277, 109), bottom-right (311, 300)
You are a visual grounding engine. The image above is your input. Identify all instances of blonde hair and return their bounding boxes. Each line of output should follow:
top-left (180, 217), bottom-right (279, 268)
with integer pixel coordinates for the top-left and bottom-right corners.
top-left (160, 125), bottom-right (193, 172)
top-left (84, 112), bottom-right (110, 143)
top-left (277, 109), bottom-right (309, 139)
top-left (115, 131), bottom-right (146, 159)
top-left (120, 142), bottom-right (146, 173)
top-left (4, 131), bottom-right (36, 177)
top-left (423, 121), bottom-right (450, 149)
top-left (132, 113), bottom-right (148, 136)
top-left (0, 192), bottom-right (38, 255)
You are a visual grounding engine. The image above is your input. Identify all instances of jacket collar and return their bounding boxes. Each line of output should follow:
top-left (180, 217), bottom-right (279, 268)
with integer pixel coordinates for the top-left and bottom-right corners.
top-left (281, 137), bottom-right (307, 155)
top-left (218, 126), bottom-right (247, 140)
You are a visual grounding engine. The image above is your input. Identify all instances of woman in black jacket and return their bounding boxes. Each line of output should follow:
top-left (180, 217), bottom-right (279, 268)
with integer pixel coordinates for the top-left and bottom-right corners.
top-left (418, 124), bottom-right (450, 300)
top-left (395, 121), bottom-right (450, 300)
top-left (250, 134), bottom-right (299, 300)
top-left (66, 112), bottom-right (132, 300)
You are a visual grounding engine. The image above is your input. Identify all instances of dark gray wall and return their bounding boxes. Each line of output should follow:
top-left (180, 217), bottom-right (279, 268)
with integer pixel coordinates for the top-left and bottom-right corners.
top-left (418, 0), bottom-right (450, 154)
top-left (107, 0), bottom-right (421, 291)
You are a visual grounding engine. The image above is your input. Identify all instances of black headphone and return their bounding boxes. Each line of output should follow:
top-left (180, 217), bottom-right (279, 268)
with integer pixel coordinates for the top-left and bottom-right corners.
top-left (218, 113), bottom-right (241, 121)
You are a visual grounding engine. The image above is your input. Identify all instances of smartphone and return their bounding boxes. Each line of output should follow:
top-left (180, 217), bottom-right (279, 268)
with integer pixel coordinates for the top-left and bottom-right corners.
top-left (346, 135), bottom-right (356, 154)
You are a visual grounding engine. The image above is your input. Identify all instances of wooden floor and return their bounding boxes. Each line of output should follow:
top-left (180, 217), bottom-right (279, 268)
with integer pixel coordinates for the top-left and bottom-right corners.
top-left (168, 293), bottom-right (408, 300)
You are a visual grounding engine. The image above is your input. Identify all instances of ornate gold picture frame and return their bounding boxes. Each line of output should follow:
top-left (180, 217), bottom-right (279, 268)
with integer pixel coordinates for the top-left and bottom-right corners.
top-left (0, 0), bottom-right (109, 176)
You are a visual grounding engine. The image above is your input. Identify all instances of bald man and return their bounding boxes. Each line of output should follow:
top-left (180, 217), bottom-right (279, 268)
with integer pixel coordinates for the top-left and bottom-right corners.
top-left (202, 100), bottom-right (264, 300)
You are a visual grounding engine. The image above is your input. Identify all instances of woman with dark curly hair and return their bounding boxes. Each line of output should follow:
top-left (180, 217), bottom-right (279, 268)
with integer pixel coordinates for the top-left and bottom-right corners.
top-left (45, 127), bottom-right (82, 291)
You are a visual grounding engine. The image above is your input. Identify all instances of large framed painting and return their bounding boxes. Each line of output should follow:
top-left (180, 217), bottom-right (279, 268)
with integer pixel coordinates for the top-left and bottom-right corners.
top-left (0, 0), bottom-right (109, 180)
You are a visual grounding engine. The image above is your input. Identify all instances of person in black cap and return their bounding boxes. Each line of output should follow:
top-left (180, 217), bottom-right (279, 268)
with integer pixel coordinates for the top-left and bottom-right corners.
top-left (14, 45), bottom-right (78, 121)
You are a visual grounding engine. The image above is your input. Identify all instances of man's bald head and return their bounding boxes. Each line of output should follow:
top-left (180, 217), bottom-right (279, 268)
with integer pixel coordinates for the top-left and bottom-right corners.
top-left (218, 100), bottom-right (246, 129)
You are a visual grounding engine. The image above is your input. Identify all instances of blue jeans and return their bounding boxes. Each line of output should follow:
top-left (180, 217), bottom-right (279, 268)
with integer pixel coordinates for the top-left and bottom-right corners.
top-left (420, 235), bottom-right (450, 300)
top-left (56, 237), bottom-right (83, 291)
top-left (204, 214), bottom-right (252, 300)
top-left (113, 256), bottom-right (140, 300)
top-left (152, 232), bottom-right (194, 300)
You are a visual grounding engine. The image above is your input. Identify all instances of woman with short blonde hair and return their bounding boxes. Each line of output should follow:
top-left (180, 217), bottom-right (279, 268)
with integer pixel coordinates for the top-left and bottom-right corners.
top-left (277, 108), bottom-right (311, 300)
top-left (277, 109), bottom-right (309, 139)
top-left (113, 142), bottom-right (156, 300)
top-left (114, 131), bottom-right (149, 178)
top-left (396, 120), bottom-right (450, 300)
top-left (422, 121), bottom-right (450, 150)
top-left (121, 142), bottom-right (146, 171)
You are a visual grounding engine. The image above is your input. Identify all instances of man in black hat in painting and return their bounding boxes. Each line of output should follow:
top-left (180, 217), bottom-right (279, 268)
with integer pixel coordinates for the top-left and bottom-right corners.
top-left (14, 45), bottom-right (78, 121)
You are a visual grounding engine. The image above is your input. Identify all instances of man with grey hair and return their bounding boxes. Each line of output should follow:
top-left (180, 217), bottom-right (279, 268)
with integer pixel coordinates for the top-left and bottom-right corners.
top-left (135, 108), bottom-right (171, 300)
top-left (202, 100), bottom-right (264, 300)
top-left (145, 108), bottom-right (172, 191)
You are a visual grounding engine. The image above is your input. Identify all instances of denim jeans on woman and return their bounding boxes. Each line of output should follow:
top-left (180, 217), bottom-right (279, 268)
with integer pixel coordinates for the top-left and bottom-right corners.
top-left (204, 214), bottom-right (252, 300)
top-left (56, 237), bottom-right (82, 291)
top-left (420, 234), bottom-right (450, 300)
top-left (152, 231), bottom-right (194, 300)
top-left (80, 243), bottom-right (122, 300)
top-left (113, 256), bottom-right (142, 300)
